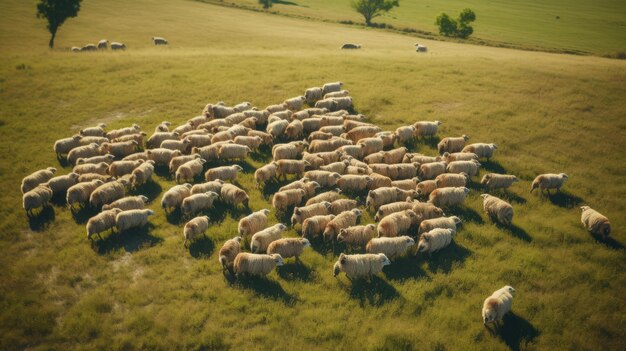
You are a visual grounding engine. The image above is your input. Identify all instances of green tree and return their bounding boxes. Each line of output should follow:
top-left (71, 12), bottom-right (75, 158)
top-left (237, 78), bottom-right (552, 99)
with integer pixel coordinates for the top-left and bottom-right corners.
top-left (457, 8), bottom-right (476, 39)
top-left (259, 0), bottom-right (272, 10)
top-left (351, 0), bottom-right (400, 26)
top-left (435, 13), bottom-right (458, 37)
top-left (36, 0), bottom-right (82, 48)
top-left (436, 8), bottom-right (476, 39)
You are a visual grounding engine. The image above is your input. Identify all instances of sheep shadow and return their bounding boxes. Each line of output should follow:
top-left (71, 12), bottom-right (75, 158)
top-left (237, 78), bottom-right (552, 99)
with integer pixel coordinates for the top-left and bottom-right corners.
top-left (498, 223), bottom-right (532, 242)
top-left (231, 276), bottom-right (296, 305)
top-left (383, 255), bottom-right (426, 281)
top-left (455, 206), bottom-right (484, 224)
top-left (419, 135), bottom-right (440, 149)
top-left (546, 191), bottom-right (583, 209)
top-left (71, 206), bottom-right (98, 224)
top-left (27, 206), bottom-right (55, 231)
top-left (482, 160), bottom-right (507, 174)
top-left (130, 181), bottom-right (162, 202)
top-left (499, 191), bottom-right (527, 205)
top-left (274, 208), bottom-right (294, 226)
top-left (498, 312), bottom-right (540, 351)
top-left (91, 224), bottom-right (162, 255)
top-left (50, 193), bottom-right (68, 207)
top-left (56, 156), bottom-right (71, 168)
top-left (189, 236), bottom-right (215, 258)
top-left (165, 207), bottom-right (186, 225)
top-left (346, 275), bottom-right (400, 307)
top-left (422, 241), bottom-right (472, 274)
top-left (237, 160), bottom-right (257, 175)
top-left (153, 165), bottom-right (171, 179)
top-left (249, 150), bottom-right (272, 164)
top-left (591, 233), bottom-right (625, 250)
top-left (261, 181), bottom-right (282, 200)
top-left (276, 262), bottom-right (315, 281)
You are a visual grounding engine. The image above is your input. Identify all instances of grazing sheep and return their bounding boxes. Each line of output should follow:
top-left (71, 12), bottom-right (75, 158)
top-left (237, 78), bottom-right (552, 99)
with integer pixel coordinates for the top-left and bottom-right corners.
top-left (21, 167), bottom-right (57, 194)
top-left (108, 160), bottom-right (143, 177)
top-left (436, 173), bottom-right (469, 188)
top-left (148, 131), bottom-right (180, 148)
top-left (102, 195), bottom-right (149, 211)
top-left (332, 97), bottom-right (353, 111)
top-left (320, 160), bottom-right (350, 174)
top-left (368, 172), bottom-right (393, 190)
top-left (77, 154), bottom-right (116, 165)
top-left (341, 44), bottom-right (361, 49)
top-left (344, 125), bottom-right (382, 143)
top-left (152, 36), bottom-right (168, 45)
top-left (417, 180), bottom-right (438, 197)
top-left (77, 173), bottom-right (113, 183)
top-left (367, 236), bottom-right (415, 259)
top-left (68, 143), bottom-right (101, 165)
top-left (191, 180), bottom-right (224, 195)
top-left (329, 199), bottom-right (358, 215)
top-left (383, 147), bottom-right (408, 164)
top-left (482, 286), bottom-right (515, 330)
top-left (110, 42), bottom-right (126, 50)
top-left (89, 180), bottom-right (127, 208)
top-left (323, 209), bottom-right (362, 242)
top-left (376, 131), bottom-right (397, 149)
top-left (86, 208), bottom-right (122, 240)
top-left (266, 103), bottom-right (288, 114)
top-left (147, 148), bottom-right (183, 166)
top-left (337, 224), bottom-right (377, 250)
top-left (275, 159), bottom-right (309, 180)
top-left (391, 177), bottom-right (419, 191)
top-left (127, 161), bottom-right (154, 189)
top-left (238, 209), bottom-right (271, 238)
top-left (80, 123), bottom-right (107, 137)
top-left (233, 253), bottom-right (284, 277)
top-left (304, 87), bottom-right (323, 105)
top-left (123, 152), bottom-right (148, 161)
top-left (447, 160), bottom-right (481, 177)
top-left (160, 139), bottom-right (191, 153)
top-left (115, 209), bottom-right (155, 231)
top-left (218, 144), bottom-right (250, 161)
top-left (309, 131), bottom-right (334, 141)
top-left (66, 180), bottom-right (104, 208)
top-left (205, 165), bottom-right (243, 182)
top-left (419, 216), bottom-right (462, 234)
top-left (302, 117), bottom-right (323, 134)
top-left (255, 163), bottom-right (278, 187)
top-left (220, 183), bottom-right (249, 208)
top-left (395, 125), bottom-right (416, 144)
top-left (530, 173), bottom-right (568, 194)
top-left (338, 145), bottom-right (364, 159)
top-left (78, 136), bottom-right (109, 146)
top-left (272, 141), bottom-right (308, 161)
top-left (113, 133), bottom-right (147, 146)
top-left (377, 210), bottom-right (419, 237)
top-left (291, 202), bottom-right (332, 226)
top-left (22, 184), bottom-right (53, 214)
top-left (284, 96), bottom-right (306, 111)
top-left (336, 175), bottom-right (372, 193)
top-left (315, 98), bottom-right (338, 111)
top-left (53, 135), bottom-right (83, 156)
top-left (418, 162), bottom-right (447, 180)
top-left (279, 179), bottom-right (320, 198)
top-left (413, 121), bottom-right (442, 139)
top-left (305, 189), bottom-right (342, 205)
top-left (428, 187), bottom-right (470, 208)
top-left (169, 154), bottom-right (200, 174)
top-left (247, 130), bottom-right (273, 146)
top-left (161, 183), bottom-right (192, 211)
top-left (181, 192), bottom-right (219, 216)
top-left (99, 140), bottom-right (139, 158)
top-left (313, 150), bottom-right (344, 165)
top-left (183, 216), bottom-right (210, 247)
top-left (437, 135), bottom-right (469, 155)
top-left (442, 152), bottom-right (479, 163)
top-left (344, 119), bottom-right (374, 131)
top-left (82, 44), bottom-right (97, 51)
top-left (416, 228), bottom-right (456, 255)
top-left (463, 143), bottom-right (497, 160)
top-left (366, 187), bottom-right (415, 211)
top-left (333, 253), bottom-right (390, 280)
top-left (303, 170), bottom-right (341, 187)
top-left (357, 137), bottom-right (384, 156)
top-left (267, 238), bottom-right (311, 261)
top-left (404, 153), bottom-right (442, 164)
top-left (322, 81), bottom-right (343, 94)
top-left (234, 135), bottom-right (263, 151)
top-left (106, 124), bottom-right (141, 140)
top-left (73, 162), bottom-right (109, 175)
top-left (481, 173), bottom-right (519, 190)
top-left (415, 44), bottom-right (428, 52)
top-left (481, 194), bottom-right (514, 226)
top-left (250, 224), bottom-right (288, 253)
top-left (174, 158), bottom-right (205, 184)
top-left (219, 236), bottom-right (242, 270)
top-left (374, 200), bottom-right (414, 221)
top-left (412, 202), bottom-right (445, 221)
top-left (211, 130), bottom-right (234, 144)
top-left (71, 46), bottom-right (81, 52)
top-left (45, 172), bottom-right (80, 195)
top-left (319, 125), bottom-right (344, 137)
top-left (272, 189), bottom-right (307, 212)
top-left (580, 206), bottom-right (612, 239)
top-left (302, 214), bottom-right (335, 239)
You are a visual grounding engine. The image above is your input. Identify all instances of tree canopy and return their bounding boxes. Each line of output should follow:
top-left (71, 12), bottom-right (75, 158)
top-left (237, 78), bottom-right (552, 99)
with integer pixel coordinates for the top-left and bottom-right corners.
top-left (36, 0), bottom-right (82, 48)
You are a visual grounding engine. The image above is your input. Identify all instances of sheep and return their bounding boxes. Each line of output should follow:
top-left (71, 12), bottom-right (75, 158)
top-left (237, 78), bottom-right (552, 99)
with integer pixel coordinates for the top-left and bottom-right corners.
top-left (336, 175), bottom-right (372, 193)
top-left (53, 135), bottom-right (82, 156)
top-left (304, 87), bottom-right (323, 105)
top-left (272, 189), bottom-right (307, 213)
top-left (329, 199), bottom-right (358, 215)
top-left (266, 103), bottom-right (288, 114)
top-left (412, 202), bottom-right (445, 221)
top-left (332, 97), bottom-right (353, 111)
top-left (238, 209), bottom-right (271, 238)
top-left (204, 165), bottom-right (242, 183)
top-left (226, 125), bottom-right (250, 138)
top-left (302, 117), bottom-right (323, 134)
top-left (218, 144), bottom-right (250, 161)
top-left (219, 236), bottom-right (242, 270)
top-left (123, 152), bottom-right (148, 161)
top-left (367, 236), bottom-right (415, 259)
top-left (357, 137), bottom-right (384, 156)
top-left (101, 195), bottom-right (149, 211)
top-left (481, 194), bottom-right (514, 226)
top-left (161, 183), bottom-right (192, 211)
top-left (291, 202), bottom-right (332, 226)
top-left (115, 209), bottom-right (155, 231)
top-left (481, 173), bottom-right (519, 190)
top-left (308, 137), bottom-right (351, 153)
top-left (220, 183), bottom-right (249, 208)
top-left (337, 224), bottom-right (377, 250)
top-left (191, 180), bottom-right (224, 195)
top-left (71, 46), bottom-right (81, 52)
top-left (234, 102), bottom-right (252, 112)
top-left (377, 210), bottom-right (419, 237)
top-left (279, 179), bottom-right (320, 198)
top-left (338, 145), bottom-right (364, 159)
top-left (404, 153), bottom-right (442, 164)
top-left (530, 173), bottom-right (568, 194)
top-left (272, 141), bottom-right (308, 160)
top-left (447, 160), bottom-right (481, 177)
top-left (78, 136), bottom-right (109, 146)
top-left (382, 147), bottom-right (408, 164)
top-left (232, 136), bottom-right (262, 151)
top-left (233, 253), bottom-right (284, 277)
top-left (160, 139), bottom-right (191, 153)
top-left (482, 286), bottom-right (515, 330)
top-left (418, 162), bottom-right (447, 180)
top-left (416, 228), bottom-right (456, 255)
top-left (147, 131), bottom-right (179, 148)
top-left (366, 187), bottom-right (414, 211)
top-left (324, 90), bottom-right (350, 98)
top-left (67, 143), bottom-right (101, 165)
top-left (319, 160), bottom-right (349, 174)
top-left (309, 131), bottom-right (334, 141)
top-left (82, 44), bottom-right (97, 51)
top-left (191, 143), bottom-right (224, 162)
top-left (299, 215), bottom-right (333, 239)
top-left (368, 172), bottom-right (393, 190)
top-left (89, 179), bottom-right (127, 208)
top-left (284, 96), bottom-right (306, 111)
top-left (275, 159), bottom-right (309, 180)
top-left (343, 114), bottom-right (366, 121)
top-left (344, 119), bottom-right (375, 131)
top-left (44, 172), bottom-right (80, 195)
top-left (22, 184), bottom-right (53, 214)
top-left (110, 42), bottom-right (126, 50)
top-left (66, 180), bottom-right (104, 208)
top-left (147, 148), bottom-right (183, 166)
top-left (247, 130), bottom-right (273, 146)
top-left (86, 208), bottom-right (122, 240)
top-left (319, 125), bottom-right (344, 137)
top-left (267, 238), bottom-right (311, 261)
top-left (428, 187), bottom-right (470, 208)
top-left (344, 125), bottom-right (382, 143)
top-left (174, 158), bottom-right (205, 184)
top-left (313, 150), bottom-right (344, 165)
top-left (437, 135), bottom-right (469, 155)
top-left (323, 209), bottom-right (362, 242)
top-left (304, 189), bottom-right (341, 206)
top-left (77, 154), bottom-right (116, 165)
top-left (333, 253), bottom-right (390, 280)
top-left (418, 216), bottom-right (462, 234)
top-left (21, 167), bottom-right (57, 194)
top-left (322, 81), bottom-right (343, 94)
top-left (250, 223), bottom-right (288, 253)
top-left (113, 133), bottom-right (147, 146)
top-left (389, 163), bottom-right (420, 180)
top-left (106, 124), bottom-right (141, 140)
top-left (391, 178), bottom-right (419, 191)
top-left (254, 163), bottom-right (278, 187)
top-left (413, 121), bottom-right (442, 139)
top-left (183, 215), bottom-right (210, 247)
top-left (580, 206), bottom-right (612, 239)
top-left (395, 125), bottom-right (416, 144)
top-left (80, 123), bottom-right (107, 137)
top-left (374, 200), bottom-right (414, 221)
top-left (303, 171), bottom-right (341, 188)
top-left (73, 162), bottom-right (109, 175)
top-left (108, 160), bottom-right (143, 177)
top-left (169, 154), bottom-right (200, 174)
top-left (442, 152), bottom-right (479, 163)
top-left (152, 36), bottom-right (168, 45)
top-left (435, 173), bottom-right (469, 188)
top-left (315, 98), bottom-right (338, 111)
top-left (417, 180), bottom-right (437, 197)
top-left (180, 192), bottom-right (219, 216)
top-left (224, 112), bottom-right (247, 125)
top-left (463, 143), bottom-right (497, 160)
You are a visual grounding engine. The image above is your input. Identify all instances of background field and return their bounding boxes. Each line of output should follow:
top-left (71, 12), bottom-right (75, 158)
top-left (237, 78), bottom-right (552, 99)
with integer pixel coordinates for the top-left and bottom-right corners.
top-left (1, 0), bottom-right (625, 350)
top-left (207, 0), bottom-right (626, 55)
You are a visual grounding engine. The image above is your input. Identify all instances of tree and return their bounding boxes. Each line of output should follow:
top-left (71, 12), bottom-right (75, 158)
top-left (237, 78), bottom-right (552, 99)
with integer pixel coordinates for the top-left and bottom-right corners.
top-left (435, 13), bottom-right (457, 37)
top-left (259, 0), bottom-right (272, 10)
top-left (36, 0), bottom-right (82, 49)
top-left (457, 8), bottom-right (476, 39)
top-left (436, 8), bottom-right (476, 39)
top-left (351, 0), bottom-right (399, 26)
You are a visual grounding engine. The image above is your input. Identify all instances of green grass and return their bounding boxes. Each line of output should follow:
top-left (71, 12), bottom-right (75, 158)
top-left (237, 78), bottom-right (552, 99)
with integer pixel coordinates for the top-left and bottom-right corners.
top-left (1, 0), bottom-right (625, 350)
top-left (206, 0), bottom-right (626, 55)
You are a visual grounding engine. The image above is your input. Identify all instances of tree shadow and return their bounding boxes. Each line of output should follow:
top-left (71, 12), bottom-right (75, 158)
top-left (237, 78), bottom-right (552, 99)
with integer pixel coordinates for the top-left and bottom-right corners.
top-left (498, 223), bottom-right (532, 242)
top-left (591, 233), bottom-right (625, 250)
top-left (383, 255), bottom-right (426, 281)
top-left (71, 206), bottom-right (99, 224)
top-left (482, 160), bottom-right (507, 174)
top-left (276, 262), bottom-right (315, 281)
top-left (91, 224), bottom-right (162, 255)
top-left (189, 235), bottom-right (215, 258)
top-left (130, 181), bottom-right (162, 202)
top-left (27, 206), bottom-right (55, 231)
top-left (345, 275), bottom-right (400, 307)
top-left (272, 0), bottom-right (300, 5)
top-left (454, 206), bottom-right (484, 224)
top-left (423, 241), bottom-right (472, 273)
top-left (230, 275), bottom-right (296, 305)
top-left (498, 312), bottom-right (540, 351)
top-left (546, 191), bottom-right (583, 209)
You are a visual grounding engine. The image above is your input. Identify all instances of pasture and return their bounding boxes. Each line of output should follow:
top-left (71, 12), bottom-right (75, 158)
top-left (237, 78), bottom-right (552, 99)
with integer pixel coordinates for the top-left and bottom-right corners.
top-left (0, 0), bottom-right (625, 350)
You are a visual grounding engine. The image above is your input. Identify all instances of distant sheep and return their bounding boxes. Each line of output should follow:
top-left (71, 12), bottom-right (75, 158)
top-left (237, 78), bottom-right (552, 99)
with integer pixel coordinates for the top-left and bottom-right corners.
top-left (205, 165), bottom-right (243, 182)
top-left (183, 216), bottom-right (210, 247)
top-left (53, 135), bottom-right (82, 156)
top-left (305, 189), bottom-right (342, 205)
top-left (250, 223), bottom-right (288, 253)
top-left (366, 236), bottom-right (415, 259)
top-left (447, 160), bottom-right (481, 177)
top-left (191, 180), bottom-right (224, 195)
top-left (580, 206), bottom-right (611, 239)
top-left (106, 124), bottom-right (141, 140)
top-left (416, 228), bottom-right (456, 255)
top-left (530, 173), bottom-right (568, 194)
top-left (233, 253), bottom-right (283, 277)
top-left (284, 96), bottom-right (306, 111)
top-left (374, 200), bottom-right (414, 221)
top-left (481, 194), bottom-right (513, 226)
top-left (333, 253), bottom-right (390, 280)
top-left (412, 202), bottom-right (445, 221)
top-left (435, 173), bottom-right (469, 188)
top-left (413, 121), bottom-right (441, 139)
top-left (152, 37), bottom-right (168, 45)
top-left (108, 160), bottom-right (143, 178)
top-left (73, 162), bottom-right (109, 175)
top-left (304, 87), bottom-right (323, 105)
top-left (279, 179), bottom-right (320, 198)
top-left (110, 42), bottom-right (126, 50)
top-left (68, 143), bottom-right (101, 165)
top-left (391, 177), bottom-right (419, 191)
top-left (77, 154), bottom-right (116, 165)
top-left (218, 144), bottom-right (251, 161)
top-left (442, 152), bottom-right (478, 163)
top-left (115, 209), bottom-right (154, 231)
top-left (275, 159), bottom-right (309, 179)
top-left (341, 44), bottom-right (361, 49)
top-left (272, 141), bottom-right (308, 161)
top-left (395, 125), bottom-right (416, 144)
top-left (181, 192), bottom-right (218, 216)
top-left (147, 148), bottom-right (183, 166)
top-left (336, 175), bottom-right (372, 192)
top-left (255, 163), bottom-right (278, 187)
top-left (80, 123), bottom-right (107, 137)
top-left (304, 170), bottom-right (341, 187)
top-left (324, 90), bottom-right (350, 99)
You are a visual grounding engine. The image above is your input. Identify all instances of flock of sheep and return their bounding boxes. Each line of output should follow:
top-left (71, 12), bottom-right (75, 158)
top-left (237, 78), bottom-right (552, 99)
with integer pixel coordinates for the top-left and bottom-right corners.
top-left (20, 81), bottom-right (612, 331)
top-left (70, 37), bottom-right (168, 52)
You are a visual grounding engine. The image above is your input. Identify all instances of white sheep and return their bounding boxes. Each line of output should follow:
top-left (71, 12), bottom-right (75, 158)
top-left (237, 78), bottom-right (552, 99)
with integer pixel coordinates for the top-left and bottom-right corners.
top-left (428, 187), bottom-right (470, 208)
top-left (303, 170), bottom-right (341, 187)
top-left (73, 162), bottom-right (109, 175)
top-left (191, 180), bottom-right (224, 195)
top-left (404, 153), bottom-right (442, 164)
top-left (21, 167), bottom-right (57, 193)
top-left (442, 152), bottom-right (478, 163)
top-left (580, 206), bottom-right (611, 239)
top-left (183, 215), bottom-right (210, 247)
top-left (102, 195), bottom-right (149, 211)
top-left (110, 42), bottom-right (126, 50)
top-left (106, 124), bottom-right (141, 140)
top-left (323, 209), bottom-right (362, 242)
top-left (416, 228), bottom-right (456, 255)
top-left (377, 210), bottom-right (419, 237)
top-left (416, 180), bottom-right (437, 197)
top-left (53, 135), bottom-right (82, 156)
top-left (322, 81), bottom-right (343, 94)
top-left (395, 125), bottom-right (416, 144)
top-left (130, 161), bottom-right (155, 188)
top-left (86, 208), bottom-right (123, 240)
top-left (237, 209), bottom-right (271, 238)
top-left (267, 238), bottom-right (311, 261)
top-left (337, 224), bottom-right (377, 250)
top-left (219, 236), bottom-right (242, 271)
top-left (435, 173), bottom-right (469, 188)
top-left (413, 121), bottom-right (442, 139)
top-left (176, 158), bottom-right (206, 183)
top-left (530, 173), bottom-right (568, 194)
top-left (482, 286), bottom-right (515, 330)
top-left (304, 87), bottom-right (323, 105)
top-left (279, 179), bottom-right (320, 198)
top-left (44, 172), bottom-right (80, 195)
top-left (324, 90), bottom-right (350, 99)
top-left (218, 144), bottom-right (250, 161)
top-left (275, 159), bottom-right (309, 180)
top-left (233, 135), bottom-right (263, 150)
top-left (22, 184), bottom-right (53, 215)
top-left (447, 160), bottom-right (481, 177)
top-left (481, 194), bottom-right (514, 226)
top-left (67, 143), bottom-right (101, 165)
top-left (412, 202), bottom-right (446, 221)
top-left (333, 253), bottom-right (390, 280)
top-left (272, 189), bottom-right (307, 212)
top-left (66, 180), bottom-right (104, 208)
top-left (161, 183), bottom-right (192, 211)
top-left (481, 173), bottom-right (519, 190)
top-left (272, 141), bottom-right (308, 161)
top-left (233, 253), bottom-right (284, 277)
top-left (115, 209), bottom-right (155, 231)
top-left (160, 139), bottom-right (191, 153)
top-left (76, 154), bottom-right (116, 165)
top-left (152, 36), bottom-right (168, 45)
top-left (437, 135), bottom-right (469, 155)
top-left (463, 143), bottom-right (497, 160)
top-left (284, 96), bottom-right (306, 111)
top-left (391, 178), bottom-right (419, 191)
top-left (336, 175), bottom-right (372, 193)
top-left (357, 137), bottom-right (384, 156)
top-left (108, 160), bottom-right (143, 178)
top-left (255, 163), bottom-right (278, 187)
top-left (374, 200), bottom-right (414, 221)
top-left (329, 199), bottom-right (358, 215)
top-left (219, 183), bottom-right (249, 208)
top-left (80, 123), bottom-right (107, 137)
top-left (418, 162), bottom-right (447, 180)
top-left (305, 189), bottom-right (342, 205)
top-left (146, 148), bottom-right (183, 166)
top-left (302, 214), bottom-right (335, 239)
top-left (366, 236), bottom-right (415, 259)
top-left (89, 179), bottom-right (127, 208)
top-left (205, 165), bottom-right (243, 182)
top-left (418, 216), bottom-right (462, 234)
top-left (250, 223), bottom-right (288, 253)
top-left (291, 201), bottom-right (332, 226)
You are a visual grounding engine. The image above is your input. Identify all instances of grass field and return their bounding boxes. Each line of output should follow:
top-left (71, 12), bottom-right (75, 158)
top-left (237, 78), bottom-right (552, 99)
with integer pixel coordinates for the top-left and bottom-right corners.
top-left (209, 0), bottom-right (626, 55)
top-left (1, 0), bottom-right (625, 350)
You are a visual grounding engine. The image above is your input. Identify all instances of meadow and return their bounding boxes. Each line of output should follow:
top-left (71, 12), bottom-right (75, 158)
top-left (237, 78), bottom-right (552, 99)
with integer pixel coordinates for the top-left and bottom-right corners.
top-left (0, 0), bottom-right (625, 350)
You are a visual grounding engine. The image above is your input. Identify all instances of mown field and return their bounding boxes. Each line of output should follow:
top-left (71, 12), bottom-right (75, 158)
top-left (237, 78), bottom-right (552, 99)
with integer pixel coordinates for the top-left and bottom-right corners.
top-left (207, 0), bottom-right (626, 55)
top-left (0, 0), bottom-right (625, 350)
